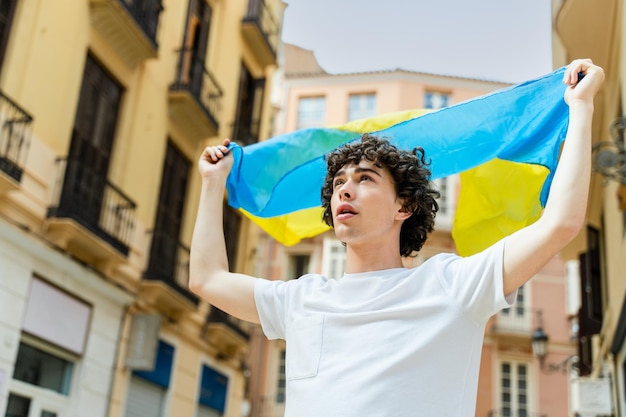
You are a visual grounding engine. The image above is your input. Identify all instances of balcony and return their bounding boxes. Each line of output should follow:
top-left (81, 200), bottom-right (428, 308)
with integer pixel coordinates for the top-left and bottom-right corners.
top-left (0, 90), bottom-right (32, 195)
top-left (140, 232), bottom-right (198, 320)
top-left (89, 0), bottom-right (163, 68)
top-left (489, 306), bottom-right (535, 349)
top-left (204, 307), bottom-right (250, 359)
top-left (169, 48), bottom-right (223, 140)
top-left (241, 0), bottom-right (279, 67)
top-left (46, 158), bottom-right (136, 275)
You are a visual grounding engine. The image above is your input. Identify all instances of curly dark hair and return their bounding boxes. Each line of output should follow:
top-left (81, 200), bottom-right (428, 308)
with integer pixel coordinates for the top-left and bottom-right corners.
top-left (321, 133), bottom-right (440, 257)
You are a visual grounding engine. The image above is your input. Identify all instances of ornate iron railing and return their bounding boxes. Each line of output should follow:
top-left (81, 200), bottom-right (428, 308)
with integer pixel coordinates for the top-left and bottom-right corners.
top-left (144, 231), bottom-right (198, 303)
top-left (118, 0), bottom-right (163, 46)
top-left (48, 158), bottom-right (136, 255)
top-left (171, 47), bottom-right (223, 130)
top-left (207, 307), bottom-right (250, 340)
top-left (0, 90), bottom-right (32, 183)
top-left (243, 0), bottom-right (280, 56)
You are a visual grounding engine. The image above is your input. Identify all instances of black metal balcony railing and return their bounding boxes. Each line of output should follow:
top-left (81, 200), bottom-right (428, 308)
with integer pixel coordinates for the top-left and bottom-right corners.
top-left (171, 48), bottom-right (223, 129)
top-left (47, 158), bottom-right (136, 255)
top-left (144, 231), bottom-right (198, 304)
top-left (118, 0), bottom-right (163, 46)
top-left (0, 90), bottom-right (33, 183)
top-left (243, 0), bottom-right (279, 56)
top-left (207, 307), bottom-right (250, 340)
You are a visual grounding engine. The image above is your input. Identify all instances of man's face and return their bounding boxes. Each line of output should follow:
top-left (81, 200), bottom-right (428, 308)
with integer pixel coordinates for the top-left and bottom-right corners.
top-left (330, 159), bottom-right (408, 247)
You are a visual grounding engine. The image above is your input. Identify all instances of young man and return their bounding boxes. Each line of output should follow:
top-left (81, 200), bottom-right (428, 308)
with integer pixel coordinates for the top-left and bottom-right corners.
top-left (190, 59), bottom-right (604, 416)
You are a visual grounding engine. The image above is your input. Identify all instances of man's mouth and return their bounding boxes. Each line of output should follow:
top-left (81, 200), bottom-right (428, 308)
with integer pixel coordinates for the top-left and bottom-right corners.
top-left (336, 205), bottom-right (357, 219)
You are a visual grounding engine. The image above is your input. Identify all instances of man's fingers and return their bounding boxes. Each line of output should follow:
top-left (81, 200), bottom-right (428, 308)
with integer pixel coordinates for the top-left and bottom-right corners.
top-left (563, 58), bottom-right (602, 86)
top-left (202, 143), bottom-right (231, 164)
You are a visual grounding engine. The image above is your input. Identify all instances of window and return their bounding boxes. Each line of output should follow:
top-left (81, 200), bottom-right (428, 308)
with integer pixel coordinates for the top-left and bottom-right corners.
top-left (499, 285), bottom-right (530, 331)
top-left (286, 254), bottom-right (310, 279)
top-left (197, 365), bottom-right (228, 417)
top-left (424, 91), bottom-right (450, 109)
top-left (5, 393), bottom-right (60, 417)
top-left (433, 175), bottom-right (459, 230)
top-left (6, 341), bottom-right (72, 417)
top-left (348, 93), bottom-right (376, 121)
top-left (433, 177), bottom-right (449, 216)
top-left (276, 350), bottom-right (286, 403)
top-left (13, 344), bottom-right (73, 395)
top-left (297, 97), bottom-right (326, 129)
top-left (322, 238), bottom-right (346, 279)
top-left (499, 361), bottom-right (529, 417)
top-left (5, 393), bottom-right (30, 417)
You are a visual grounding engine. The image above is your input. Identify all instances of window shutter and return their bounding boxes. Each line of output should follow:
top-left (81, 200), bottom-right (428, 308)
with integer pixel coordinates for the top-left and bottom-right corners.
top-left (125, 376), bottom-right (165, 417)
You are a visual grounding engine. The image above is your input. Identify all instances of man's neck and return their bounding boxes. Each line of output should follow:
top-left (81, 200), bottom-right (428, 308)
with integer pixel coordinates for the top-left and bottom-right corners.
top-left (343, 242), bottom-right (405, 274)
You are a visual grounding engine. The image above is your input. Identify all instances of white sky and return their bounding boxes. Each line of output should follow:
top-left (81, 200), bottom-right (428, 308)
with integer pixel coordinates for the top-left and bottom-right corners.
top-left (280, 0), bottom-right (554, 84)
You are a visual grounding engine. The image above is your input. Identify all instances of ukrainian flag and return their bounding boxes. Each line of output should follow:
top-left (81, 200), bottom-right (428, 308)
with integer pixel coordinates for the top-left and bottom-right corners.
top-left (225, 67), bottom-right (569, 256)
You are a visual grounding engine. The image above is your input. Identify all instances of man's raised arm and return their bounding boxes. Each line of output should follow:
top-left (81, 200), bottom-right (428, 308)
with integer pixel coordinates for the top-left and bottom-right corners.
top-left (189, 138), bottom-right (260, 323)
top-left (502, 59), bottom-right (606, 295)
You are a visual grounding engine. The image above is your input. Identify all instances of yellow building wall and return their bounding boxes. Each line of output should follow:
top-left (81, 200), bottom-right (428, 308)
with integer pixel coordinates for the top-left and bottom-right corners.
top-left (0, 0), bottom-right (285, 416)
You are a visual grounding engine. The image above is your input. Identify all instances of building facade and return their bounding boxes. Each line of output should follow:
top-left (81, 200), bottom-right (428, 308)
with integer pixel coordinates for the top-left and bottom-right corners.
top-left (244, 43), bottom-right (575, 416)
top-left (0, 1), bottom-right (285, 417)
top-left (551, 0), bottom-right (626, 416)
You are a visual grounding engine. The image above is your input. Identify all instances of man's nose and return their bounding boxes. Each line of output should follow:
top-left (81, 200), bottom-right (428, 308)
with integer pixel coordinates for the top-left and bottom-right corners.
top-left (339, 180), bottom-right (354, 200)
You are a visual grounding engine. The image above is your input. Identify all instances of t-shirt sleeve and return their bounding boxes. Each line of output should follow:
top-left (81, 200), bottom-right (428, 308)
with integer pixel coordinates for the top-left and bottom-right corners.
top-left (435, 237), bottom-right (516, 324)
top-left (254, 278), bottom-right (288, 340)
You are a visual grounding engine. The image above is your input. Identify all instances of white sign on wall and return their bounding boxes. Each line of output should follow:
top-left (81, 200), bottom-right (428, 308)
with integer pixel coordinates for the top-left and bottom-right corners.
top-left (125, 313), bottom-right (161, 370)
top-left (22, 278), bottom-right (92, 355)
top-left (571, 377), bottom-right (613, 415)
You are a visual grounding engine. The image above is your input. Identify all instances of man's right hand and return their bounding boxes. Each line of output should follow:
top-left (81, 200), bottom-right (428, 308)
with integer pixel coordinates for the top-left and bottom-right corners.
top-left (199, 138), bottom-right (234, 180)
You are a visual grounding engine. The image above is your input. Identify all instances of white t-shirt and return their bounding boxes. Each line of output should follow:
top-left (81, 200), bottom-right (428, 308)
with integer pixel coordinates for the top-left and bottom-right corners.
top-left (254, 239), bottom-right (515, 417)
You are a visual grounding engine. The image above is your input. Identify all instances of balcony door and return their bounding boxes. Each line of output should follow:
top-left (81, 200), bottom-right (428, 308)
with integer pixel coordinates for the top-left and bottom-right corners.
top-left (232, 63), bottom-right (265, 146)
top-left (182, 0), bottom-right (211, 92)
top-left (146, 141), bottom-right (190, 283)
top-left (60, 54), bottom-right (122, 226)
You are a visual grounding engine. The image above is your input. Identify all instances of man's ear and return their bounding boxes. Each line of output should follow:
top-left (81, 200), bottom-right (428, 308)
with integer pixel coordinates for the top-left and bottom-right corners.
top-left (395, 206), bottom-right (413, 221)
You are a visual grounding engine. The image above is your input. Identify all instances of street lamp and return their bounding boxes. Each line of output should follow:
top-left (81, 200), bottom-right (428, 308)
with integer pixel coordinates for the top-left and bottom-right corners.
top-left (531, 311), bottom-right (577, 374)
top-left (531, 326), bottom-right (549, 362)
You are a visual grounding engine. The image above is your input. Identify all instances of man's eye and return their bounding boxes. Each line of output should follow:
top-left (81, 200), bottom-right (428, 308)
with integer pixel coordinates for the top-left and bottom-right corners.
top-left (334, 179), bottom-right (344, 187)
top-left (360, 175), bottom-right (371, 182)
